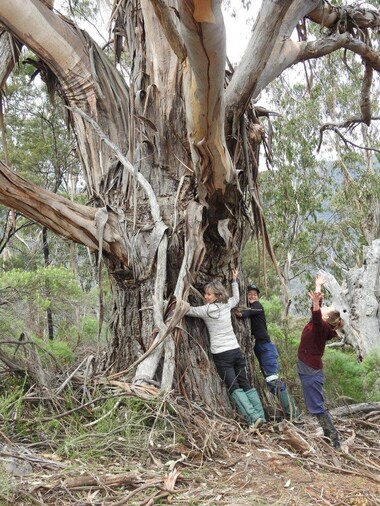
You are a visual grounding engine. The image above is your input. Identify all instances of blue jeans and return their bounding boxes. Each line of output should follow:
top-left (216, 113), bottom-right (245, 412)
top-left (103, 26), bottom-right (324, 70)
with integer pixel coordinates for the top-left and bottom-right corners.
top-left (254, 341), bottom-right (286, 393)
top-left (298, 369), bottom-right (325, 415)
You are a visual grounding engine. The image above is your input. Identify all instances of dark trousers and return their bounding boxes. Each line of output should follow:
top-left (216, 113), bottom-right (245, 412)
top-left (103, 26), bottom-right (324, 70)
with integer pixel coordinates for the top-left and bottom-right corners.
top-left (212, 347), bottom-right (251, 393)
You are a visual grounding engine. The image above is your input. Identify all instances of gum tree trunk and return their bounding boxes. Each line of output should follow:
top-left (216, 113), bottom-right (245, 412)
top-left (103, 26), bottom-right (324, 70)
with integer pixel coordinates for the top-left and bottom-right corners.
top-left (1, 0), bottom-right (380, 411)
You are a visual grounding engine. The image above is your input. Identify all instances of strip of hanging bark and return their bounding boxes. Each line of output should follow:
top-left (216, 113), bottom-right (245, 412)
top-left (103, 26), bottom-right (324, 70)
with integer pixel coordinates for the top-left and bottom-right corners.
top-left (109, 301), bottom-right (189, 381)
top-left (0, 31), bottom-right (20, 88)
top-left (241, 116), bottom-right (288, 303)
top-left (150, 0), bottom-right (186, 61)
top-left (70, 107), bottom-right (162, 225)
top-left (109, 380), bottom-right (159, 397)
top-left (131, 201), bottom-right (205, 389)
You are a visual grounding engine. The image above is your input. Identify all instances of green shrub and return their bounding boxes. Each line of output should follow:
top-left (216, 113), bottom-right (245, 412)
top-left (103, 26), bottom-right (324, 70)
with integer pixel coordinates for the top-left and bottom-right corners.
top-left (361, 348), bottom-right (380, 401)
top-left (41, 340), bottom-right (75, 365)
top-left (260, 296), bottom-right (283, 326)
top-left (323, 348), bottom-right (365, 404)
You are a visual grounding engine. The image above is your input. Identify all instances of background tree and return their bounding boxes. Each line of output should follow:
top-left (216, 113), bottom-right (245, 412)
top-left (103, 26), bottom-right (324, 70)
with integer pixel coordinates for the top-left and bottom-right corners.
top-left (0, 1), bottom-right (379, 412)
top-left (0, 58), bottom-right (99, 342)
top-left (243, 40), bottom-right (380, 317)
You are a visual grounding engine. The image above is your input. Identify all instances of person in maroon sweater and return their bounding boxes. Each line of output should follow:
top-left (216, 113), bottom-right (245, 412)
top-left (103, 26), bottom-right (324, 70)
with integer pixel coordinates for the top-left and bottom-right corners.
top-left (297, 276), bottom-right (344, 449)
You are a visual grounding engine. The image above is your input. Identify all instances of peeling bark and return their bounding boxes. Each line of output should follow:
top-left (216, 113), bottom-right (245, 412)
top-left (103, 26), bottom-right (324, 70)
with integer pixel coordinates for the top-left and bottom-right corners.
top-left (179, 0), bottom-right (234, 200)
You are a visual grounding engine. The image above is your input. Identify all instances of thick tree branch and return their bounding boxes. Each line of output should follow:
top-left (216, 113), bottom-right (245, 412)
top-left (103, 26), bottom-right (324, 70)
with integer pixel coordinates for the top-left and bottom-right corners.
top-left (225, 0), bottom-right (320, 125)
top-left (0, 161), bottom-right (128, 263)
top-left (360, 63), bottom-right (373, 125)
top-left (225, 0), bottom-right (380, 125)
top-left (178, 0), bottom-right (234, 200)
top-left (308, 1), bottom-right (380, 30)
top-left (297, 33), bottom-right (380, 72)
top-left (0, 0), bottom-right (131, 194)
top-left (0, 0), bottom-right (93, 91)
top-left (330, 402), bottom-right (380, 417)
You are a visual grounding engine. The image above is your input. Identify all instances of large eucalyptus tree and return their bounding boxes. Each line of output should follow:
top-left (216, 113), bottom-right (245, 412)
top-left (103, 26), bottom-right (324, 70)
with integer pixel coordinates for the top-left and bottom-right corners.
top-left (0, 0), bottom-right (379, 407)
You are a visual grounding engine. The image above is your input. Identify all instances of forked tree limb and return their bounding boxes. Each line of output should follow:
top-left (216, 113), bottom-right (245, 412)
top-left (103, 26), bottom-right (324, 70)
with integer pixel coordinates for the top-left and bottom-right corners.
top-left (308, 1), bottom-right (380, 30)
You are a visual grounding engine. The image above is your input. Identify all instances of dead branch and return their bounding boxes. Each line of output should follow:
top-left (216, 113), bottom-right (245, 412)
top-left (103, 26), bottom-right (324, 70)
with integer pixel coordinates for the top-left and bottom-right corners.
top-left (330, 402), bottom-right (380, 417)
top-left (317, 123), bottom-right (380, 153)
top-left (62, 472), bottom-right (143, 489)
top-left (277, 420), bottom-right (316, 455)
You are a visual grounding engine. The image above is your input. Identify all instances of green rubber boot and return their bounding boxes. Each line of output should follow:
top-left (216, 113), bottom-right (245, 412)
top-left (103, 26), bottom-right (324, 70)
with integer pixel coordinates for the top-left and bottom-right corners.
top-left (278, 389), bottom-right (301, 421)
top-left (245, 388), bottom-right (266, 423)
top-left (231, 388), bottom-right (265, 426)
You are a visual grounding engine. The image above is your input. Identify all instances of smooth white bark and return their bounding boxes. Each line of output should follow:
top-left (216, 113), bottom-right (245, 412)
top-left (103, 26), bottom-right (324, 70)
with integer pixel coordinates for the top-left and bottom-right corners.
top-left (319, 239), bottom-right (380, 358)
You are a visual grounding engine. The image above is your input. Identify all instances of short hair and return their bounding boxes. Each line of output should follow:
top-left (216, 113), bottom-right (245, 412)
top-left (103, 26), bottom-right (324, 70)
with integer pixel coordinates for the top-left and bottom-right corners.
top-left (326, 310), bottom-right (344, 331)
top-left (205, 280), bottom-right (229, 304)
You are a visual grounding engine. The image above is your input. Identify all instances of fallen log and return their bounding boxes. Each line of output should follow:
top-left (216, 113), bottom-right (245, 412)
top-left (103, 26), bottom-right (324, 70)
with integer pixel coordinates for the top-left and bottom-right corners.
top-left (330, 402), bottom-right (380, 417)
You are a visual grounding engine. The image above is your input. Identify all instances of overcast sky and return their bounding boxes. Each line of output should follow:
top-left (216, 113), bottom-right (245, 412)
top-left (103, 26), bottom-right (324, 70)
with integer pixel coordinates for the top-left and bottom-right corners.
top-left (223, 2), bottom-right (260, 64)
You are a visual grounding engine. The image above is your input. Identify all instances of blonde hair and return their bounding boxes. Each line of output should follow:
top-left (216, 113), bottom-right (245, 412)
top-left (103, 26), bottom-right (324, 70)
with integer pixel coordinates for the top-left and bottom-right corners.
top-left (325, 310), bottom-right (344, 331)
top-left (205, 280), bottom-right (229, 304)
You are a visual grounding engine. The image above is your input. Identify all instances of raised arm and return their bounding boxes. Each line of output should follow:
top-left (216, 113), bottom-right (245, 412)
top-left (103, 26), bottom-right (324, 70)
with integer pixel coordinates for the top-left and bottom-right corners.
top-left (309, 290), bottom-right (323, 312)
top-left (229, 267), bottom-right (240, 308)
top-left (315, 274), bottom-right (326, 293)
top-left (231, 268), bottom-right (238, 282)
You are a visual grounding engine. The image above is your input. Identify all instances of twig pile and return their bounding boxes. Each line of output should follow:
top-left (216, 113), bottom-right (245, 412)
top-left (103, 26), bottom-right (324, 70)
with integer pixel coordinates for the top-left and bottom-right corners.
top-left (0, 361), bottom-right (379, 505)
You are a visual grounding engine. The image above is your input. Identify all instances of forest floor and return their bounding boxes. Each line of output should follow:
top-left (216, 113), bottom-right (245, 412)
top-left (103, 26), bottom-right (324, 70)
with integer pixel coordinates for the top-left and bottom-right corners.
top-left (1, 405), bottom-right (379, 506)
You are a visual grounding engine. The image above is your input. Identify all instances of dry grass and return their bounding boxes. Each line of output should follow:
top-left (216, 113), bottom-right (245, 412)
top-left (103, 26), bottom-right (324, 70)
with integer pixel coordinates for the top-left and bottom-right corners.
top-left (0, 375), bottom-right (379, 505)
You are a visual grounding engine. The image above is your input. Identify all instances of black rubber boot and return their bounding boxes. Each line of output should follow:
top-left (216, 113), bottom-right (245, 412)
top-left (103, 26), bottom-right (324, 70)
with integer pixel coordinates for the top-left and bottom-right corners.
top-left (316, 412), bottom-right (340, 449)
